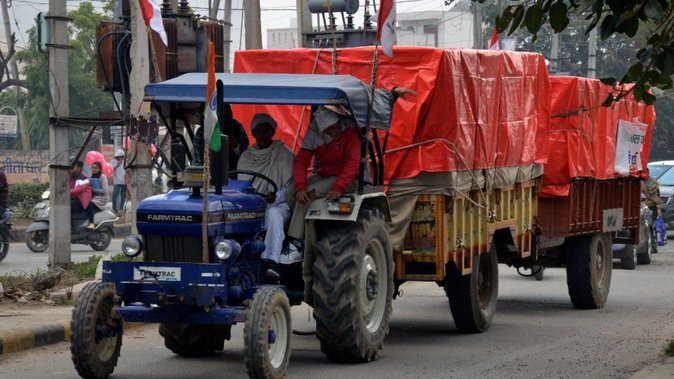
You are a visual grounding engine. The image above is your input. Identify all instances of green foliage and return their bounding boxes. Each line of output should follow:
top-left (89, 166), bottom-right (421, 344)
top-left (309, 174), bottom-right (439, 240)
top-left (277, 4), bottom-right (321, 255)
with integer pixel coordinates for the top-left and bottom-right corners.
top-left (7, 182), bottom-right (49, 217)
top-left (71, 255), bottom-right (103, 278)
top-left (457, 0), bottom-right (674, 106)
top-left (15, 3), bottom-right (114, 150)
top-left (666, 340), bottom-right (674, 356)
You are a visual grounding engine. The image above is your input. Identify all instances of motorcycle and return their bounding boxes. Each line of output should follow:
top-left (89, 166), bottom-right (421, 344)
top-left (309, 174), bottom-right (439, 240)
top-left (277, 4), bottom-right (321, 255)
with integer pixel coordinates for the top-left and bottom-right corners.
top-left (0, 209), bottom-right (14, 263)
top-left (25, 190), bottom-right (118, 252)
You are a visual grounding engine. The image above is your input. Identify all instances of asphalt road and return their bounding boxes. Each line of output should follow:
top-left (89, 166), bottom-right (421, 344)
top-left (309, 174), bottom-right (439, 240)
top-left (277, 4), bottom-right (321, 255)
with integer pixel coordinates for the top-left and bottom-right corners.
top-left (0, 240), bottom-right (123, 276)
top-left (2, 241), bottom-right (674, 378)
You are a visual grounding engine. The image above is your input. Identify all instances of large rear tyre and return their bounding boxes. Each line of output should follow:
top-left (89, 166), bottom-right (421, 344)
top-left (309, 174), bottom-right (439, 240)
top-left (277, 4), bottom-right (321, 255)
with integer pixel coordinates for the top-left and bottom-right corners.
top-left (244, 287), bottom-right (291, 379)
top-left (313, 208), bottom-right (394, 362)
top-left (159, 323), bottom-right (230, 357)
top-left (620, 245), bottom-right (637, 270)
top-left (566, 233), bottom-right (612, 309)
top-left (0, 229), bottom-right (9, 263)
top-left (70, 282), bottom-right (122, 379)
top-left (637, 229), bottom-right (653, 265)
top-left (445, 248), bottom-right (498, 333)
top-left (26, 230), bottom-right (49, 253)
top-left (90, 231), bottom-right (113, 251)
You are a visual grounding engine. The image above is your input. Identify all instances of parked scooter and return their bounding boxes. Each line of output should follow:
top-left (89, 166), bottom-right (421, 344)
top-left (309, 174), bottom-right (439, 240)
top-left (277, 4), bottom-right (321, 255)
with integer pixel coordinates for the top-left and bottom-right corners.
top-left (25, 190), bottom-right (118, 252)
top-left (0, 209), bottom-right (14, 262)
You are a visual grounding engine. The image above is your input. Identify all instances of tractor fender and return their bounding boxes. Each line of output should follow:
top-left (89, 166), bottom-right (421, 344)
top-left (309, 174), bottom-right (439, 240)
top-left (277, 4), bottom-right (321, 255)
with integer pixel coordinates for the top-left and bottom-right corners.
top-left (304, 192), bottom-right (391, 223)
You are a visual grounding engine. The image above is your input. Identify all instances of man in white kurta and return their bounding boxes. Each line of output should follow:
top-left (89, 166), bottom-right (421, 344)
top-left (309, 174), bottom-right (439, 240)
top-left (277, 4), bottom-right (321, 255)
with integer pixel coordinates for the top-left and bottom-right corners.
top-left (237, 113), bottom-right (294, 278)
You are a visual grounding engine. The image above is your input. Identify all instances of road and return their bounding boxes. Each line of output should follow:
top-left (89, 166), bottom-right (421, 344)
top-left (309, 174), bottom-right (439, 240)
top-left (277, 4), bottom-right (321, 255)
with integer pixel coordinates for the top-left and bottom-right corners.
top-left (0, 240), bottom-right (123, 275)
top-left (1, 243), bottom-right (674, 378)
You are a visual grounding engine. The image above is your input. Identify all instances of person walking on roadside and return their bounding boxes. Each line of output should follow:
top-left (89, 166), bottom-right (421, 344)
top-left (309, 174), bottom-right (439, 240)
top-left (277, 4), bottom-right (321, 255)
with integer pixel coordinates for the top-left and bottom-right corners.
top-left (110, 149), bottom-right (126, 214)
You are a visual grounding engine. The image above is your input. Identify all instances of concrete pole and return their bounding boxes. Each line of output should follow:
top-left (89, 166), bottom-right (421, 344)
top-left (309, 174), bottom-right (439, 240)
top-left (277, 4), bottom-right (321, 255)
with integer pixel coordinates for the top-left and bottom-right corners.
top-left (0, 0), bottom-right (30, 150)
top-left (472, 2), bottom-right (483, 49)
top-left (243, 0), bottom-right (262, 49)
top-left (48, 0), bottom-right (71, 265)
top-left (587, 28), bottom-right (597, 78)
top-left (128, 0), bottom-right (154, 233)
top-left (296, 0), bottom-right (312, 48)
top-left (210, 0), bottom-right (221, 19)
top-left (223, 0), bottom-right (232, 72)
top-left (550, 32), bottom-right (559, 73)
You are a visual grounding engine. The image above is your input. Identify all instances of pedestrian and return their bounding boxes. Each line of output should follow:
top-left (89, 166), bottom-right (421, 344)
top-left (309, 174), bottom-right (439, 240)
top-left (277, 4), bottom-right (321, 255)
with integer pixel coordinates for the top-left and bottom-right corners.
top-left (110, 149), bottom-right (126, 214)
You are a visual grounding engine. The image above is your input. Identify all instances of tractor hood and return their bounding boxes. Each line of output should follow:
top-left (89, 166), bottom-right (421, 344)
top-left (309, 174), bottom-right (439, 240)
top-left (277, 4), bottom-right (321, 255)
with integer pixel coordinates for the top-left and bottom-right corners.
top-left (136, 187), bottom-right (267, 237)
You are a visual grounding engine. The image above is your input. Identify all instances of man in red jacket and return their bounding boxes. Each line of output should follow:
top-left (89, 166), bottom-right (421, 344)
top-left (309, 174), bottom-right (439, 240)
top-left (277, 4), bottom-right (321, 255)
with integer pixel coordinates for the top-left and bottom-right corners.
top-left (282, 106), bottom-right (360, 262)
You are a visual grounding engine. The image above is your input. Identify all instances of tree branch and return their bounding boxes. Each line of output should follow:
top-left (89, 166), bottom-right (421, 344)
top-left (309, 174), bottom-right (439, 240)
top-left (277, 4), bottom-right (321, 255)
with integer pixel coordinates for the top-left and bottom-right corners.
top-left (0, 79), bottom-right (26, 92)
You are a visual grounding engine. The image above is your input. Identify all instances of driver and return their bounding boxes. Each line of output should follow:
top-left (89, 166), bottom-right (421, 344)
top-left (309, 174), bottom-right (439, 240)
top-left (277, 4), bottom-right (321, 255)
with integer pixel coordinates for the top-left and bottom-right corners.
top-left (237, 113), bottom-right (295, 279)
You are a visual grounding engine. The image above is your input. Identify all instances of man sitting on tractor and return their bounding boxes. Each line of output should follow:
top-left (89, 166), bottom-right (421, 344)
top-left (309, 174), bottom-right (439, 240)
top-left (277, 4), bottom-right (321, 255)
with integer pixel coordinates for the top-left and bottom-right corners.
top-left (237, 113), bottom-right (295, 279)
top-left (283, 106), bottom-right (361, 261)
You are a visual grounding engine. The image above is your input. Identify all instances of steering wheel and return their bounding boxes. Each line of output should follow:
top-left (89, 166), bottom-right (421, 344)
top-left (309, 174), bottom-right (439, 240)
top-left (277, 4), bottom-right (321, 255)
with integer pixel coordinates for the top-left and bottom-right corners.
top-left (228, 170), bottom-right (278, 197)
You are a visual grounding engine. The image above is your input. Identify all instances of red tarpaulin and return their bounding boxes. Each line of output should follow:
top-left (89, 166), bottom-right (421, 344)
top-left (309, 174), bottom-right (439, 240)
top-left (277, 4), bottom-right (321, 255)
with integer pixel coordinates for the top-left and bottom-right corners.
top-left (233, 46), bottom-right (551, 182)
top-left (541, 76), bottom-right (656, 197)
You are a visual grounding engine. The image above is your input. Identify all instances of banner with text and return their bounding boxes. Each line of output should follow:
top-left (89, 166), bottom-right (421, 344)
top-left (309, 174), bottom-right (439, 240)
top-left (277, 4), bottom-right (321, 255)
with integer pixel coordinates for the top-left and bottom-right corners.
top-left (615, 119), bottom-right (647, 176)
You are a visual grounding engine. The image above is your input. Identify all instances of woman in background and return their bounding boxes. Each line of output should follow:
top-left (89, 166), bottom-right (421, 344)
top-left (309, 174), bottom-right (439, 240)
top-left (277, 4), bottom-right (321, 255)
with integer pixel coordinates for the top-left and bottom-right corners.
top-left (87, 161), bottom-right (110, 229)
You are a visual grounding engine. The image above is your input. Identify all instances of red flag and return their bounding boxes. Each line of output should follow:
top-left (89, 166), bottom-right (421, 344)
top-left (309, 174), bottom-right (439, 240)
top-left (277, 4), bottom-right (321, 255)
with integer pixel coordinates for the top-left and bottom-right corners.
top-left (375, 0), bottom-right (396, 56)
top-left (139, 0), bottom-right (168, 46)
top-left (489, 27), bottom-right (499, 50)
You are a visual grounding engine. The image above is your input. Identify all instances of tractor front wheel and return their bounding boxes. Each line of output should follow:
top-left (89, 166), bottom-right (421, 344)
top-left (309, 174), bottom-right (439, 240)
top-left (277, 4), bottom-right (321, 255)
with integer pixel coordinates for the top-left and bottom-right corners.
top-left (70, 282), bottom-right (123, 379)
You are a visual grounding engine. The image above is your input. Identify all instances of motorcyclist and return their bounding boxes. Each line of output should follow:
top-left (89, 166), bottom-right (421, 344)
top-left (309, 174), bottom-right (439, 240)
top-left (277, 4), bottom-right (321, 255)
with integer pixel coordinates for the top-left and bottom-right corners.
top-left (0, 168), bottom-right (8, 216)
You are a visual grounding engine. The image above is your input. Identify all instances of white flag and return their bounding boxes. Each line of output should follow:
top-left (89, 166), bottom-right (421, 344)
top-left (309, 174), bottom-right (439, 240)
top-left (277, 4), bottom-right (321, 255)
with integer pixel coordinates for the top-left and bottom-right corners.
top-left (375, 0), bottom-right (396, 56)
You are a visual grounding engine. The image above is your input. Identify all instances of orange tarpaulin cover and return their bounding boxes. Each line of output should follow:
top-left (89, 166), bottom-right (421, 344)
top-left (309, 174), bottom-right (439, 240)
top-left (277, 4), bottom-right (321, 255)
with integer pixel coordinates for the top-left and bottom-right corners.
top-left (233, 46), bottom-right (551, 182)
top-left (541, 76), bottom-right (656, 197)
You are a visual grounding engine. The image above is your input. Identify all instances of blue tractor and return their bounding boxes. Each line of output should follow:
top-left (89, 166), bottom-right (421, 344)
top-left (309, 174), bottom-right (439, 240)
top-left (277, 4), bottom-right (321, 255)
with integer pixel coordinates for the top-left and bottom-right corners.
top-left (70, 73), bottom-right (396, 379)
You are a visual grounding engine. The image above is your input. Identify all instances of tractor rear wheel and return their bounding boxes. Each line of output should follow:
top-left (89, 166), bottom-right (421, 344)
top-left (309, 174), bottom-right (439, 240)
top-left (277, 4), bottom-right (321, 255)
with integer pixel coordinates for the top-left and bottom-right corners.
top-left (312, 208), bottom-right (393, 362)
top-left (566, 233), bottom-right (612, 309)
top-left (159, 323), bottom-right (230, 357)
top-left (445, 248), bottom-right (498, 333)
top-left (244, 287), bottom-right (291, 379)
top-left (70, 282), bottom-right (122, 379)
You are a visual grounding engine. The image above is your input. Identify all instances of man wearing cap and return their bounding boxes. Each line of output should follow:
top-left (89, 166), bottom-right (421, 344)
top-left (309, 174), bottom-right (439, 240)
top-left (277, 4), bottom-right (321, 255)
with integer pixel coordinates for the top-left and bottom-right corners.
top-left (238, 113), bottom-right (295, 279)
top-left (110, 149), bottom-right (126, 214)
top-left (282, 106), bottom-right (361, 261)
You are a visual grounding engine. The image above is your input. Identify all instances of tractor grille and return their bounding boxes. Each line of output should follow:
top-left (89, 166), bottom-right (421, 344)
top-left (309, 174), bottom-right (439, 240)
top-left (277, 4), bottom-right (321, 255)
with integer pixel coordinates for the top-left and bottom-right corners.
top-left (144, 235), bottom-right (203, 263)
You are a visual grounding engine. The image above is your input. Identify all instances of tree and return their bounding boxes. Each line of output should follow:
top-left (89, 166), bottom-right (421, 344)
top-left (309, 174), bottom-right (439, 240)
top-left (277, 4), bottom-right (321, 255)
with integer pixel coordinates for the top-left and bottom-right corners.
top-left (13, 2), bottom-right (113, 150)
top-left (451, 0), bottom-right (674, 105)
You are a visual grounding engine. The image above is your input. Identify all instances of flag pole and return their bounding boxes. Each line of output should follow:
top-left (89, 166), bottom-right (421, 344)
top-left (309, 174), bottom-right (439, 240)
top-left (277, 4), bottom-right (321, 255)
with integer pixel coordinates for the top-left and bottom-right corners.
top-left (146, 25), bottom-right (163, 82)
top-left (202, 143), bottom-right (210, 262)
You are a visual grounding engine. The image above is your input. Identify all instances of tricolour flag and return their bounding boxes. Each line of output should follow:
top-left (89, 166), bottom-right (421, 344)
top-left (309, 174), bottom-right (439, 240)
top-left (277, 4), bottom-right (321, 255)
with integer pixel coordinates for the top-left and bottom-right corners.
top-left (375, 0), bottom-right (396, 56)
top-left (204, 41), bottom-right (221, 152)
top-left (489, 27), bottom-right (500, 50)
top-left (139, 0), bottom-right (168, 46)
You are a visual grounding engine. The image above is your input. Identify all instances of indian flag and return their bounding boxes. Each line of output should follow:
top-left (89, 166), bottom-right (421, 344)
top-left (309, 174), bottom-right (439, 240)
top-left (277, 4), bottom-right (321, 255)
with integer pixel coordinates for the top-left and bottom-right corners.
top-left (204, 41), bottom-right (221, 152)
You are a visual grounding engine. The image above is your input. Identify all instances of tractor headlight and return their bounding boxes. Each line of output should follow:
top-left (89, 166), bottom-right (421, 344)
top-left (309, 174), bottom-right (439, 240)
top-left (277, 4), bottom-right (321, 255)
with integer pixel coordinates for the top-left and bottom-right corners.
top-left (122, 235), bottom-right (143, 257)
top-left (215, 240), bottom-right (240, 261)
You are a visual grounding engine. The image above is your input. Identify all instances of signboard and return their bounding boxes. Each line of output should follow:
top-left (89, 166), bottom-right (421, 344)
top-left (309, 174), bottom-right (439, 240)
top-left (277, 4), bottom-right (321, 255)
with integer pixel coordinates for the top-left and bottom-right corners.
top-left (0, 115), bottom-right (17, 137)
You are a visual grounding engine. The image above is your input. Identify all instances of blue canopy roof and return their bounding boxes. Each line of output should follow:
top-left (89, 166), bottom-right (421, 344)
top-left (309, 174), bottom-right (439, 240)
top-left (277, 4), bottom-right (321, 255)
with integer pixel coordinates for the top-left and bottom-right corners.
top-left (144, 73), bottom-right (393, 130)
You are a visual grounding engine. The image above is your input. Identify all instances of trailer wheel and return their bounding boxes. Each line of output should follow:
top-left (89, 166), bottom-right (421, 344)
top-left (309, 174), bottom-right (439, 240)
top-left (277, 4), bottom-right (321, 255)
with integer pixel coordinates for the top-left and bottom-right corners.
top-left (313, 208), bottom-right (393, 362)
top-left (445, 248), bottom-right (498, 333)
top-left (70, 282), bottom-right (122, 379)
top-left (566, 233), bottom-right (612, 309)
top-left (244, 287), bottom-right (291, 379)
top-left (159, 323), bottom-right (230, 357)
top-left (620, 245), bottom-right (637, 270)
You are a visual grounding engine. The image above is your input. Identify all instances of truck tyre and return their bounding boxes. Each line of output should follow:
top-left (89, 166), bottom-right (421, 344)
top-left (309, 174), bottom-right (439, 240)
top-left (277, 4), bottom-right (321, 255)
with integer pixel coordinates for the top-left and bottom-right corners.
top-left (26, 230), bottom-right (49, 253)
top-left (159, 323), bottom-right (230, 357)
top-left (313, 208), bottom-right (393, 362)
top-left (244, 287), bottom-right (291, 379)
top-left (90, 230), bottom-right (113, 251)
top-left (71, 282), bottom-right (123, 379)
top-left (566, 233), bottom-right (612, 309)
top-left (620, 245), bottom-right (637, 270)
top-left (445, 248), bottom-right (498, 333)
top-left (0, 229), bottom-right (9, 263)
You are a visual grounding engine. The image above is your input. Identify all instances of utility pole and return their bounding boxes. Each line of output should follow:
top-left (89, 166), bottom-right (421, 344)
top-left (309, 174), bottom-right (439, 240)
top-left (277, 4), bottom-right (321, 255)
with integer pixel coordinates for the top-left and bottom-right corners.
top-left (243, 0), bottom-right (262, 49)
top-left (587, 28), bottom-right (597, 78)
top-left (0, 0), bottom-right (30, 150)
top-left (209, 0), bottom-right (221, 19)
top-left (472, 1), bottom-right (483, 49)
top-left (296, 0), bottom-right (311, 48)
top-left (128, 0), bottom-right (153, 234)
top-left (48, 0), bottom-right (71, 265)
top-left (550, 32), bottom-right (559, 73)
top-left (223, 0), bottom-right (232, 72)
